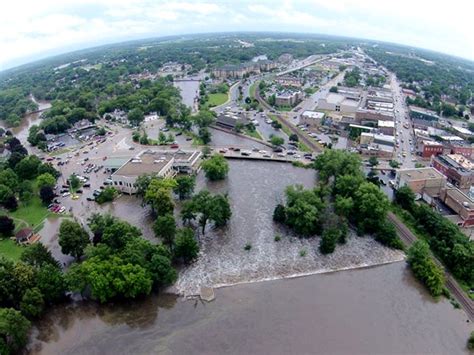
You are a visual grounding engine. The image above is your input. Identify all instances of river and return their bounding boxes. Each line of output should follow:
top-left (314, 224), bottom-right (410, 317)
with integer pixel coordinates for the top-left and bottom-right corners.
top-left (173, 79), bottom-right (200, 113)
top-left (28, 262), bottom-right (472, 354)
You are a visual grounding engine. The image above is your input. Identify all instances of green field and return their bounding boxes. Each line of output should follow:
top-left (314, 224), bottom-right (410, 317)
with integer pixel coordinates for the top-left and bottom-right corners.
top-left (207, 93), bottom-right (228, 107)
top-left (8, 196), bottom-right (52, 230)
top-left (244, 128), bottom-right (263, 140)
top-left (249, 82), bottom-right (257, 98)
top-left (0, 239), bottom-right (25, 261)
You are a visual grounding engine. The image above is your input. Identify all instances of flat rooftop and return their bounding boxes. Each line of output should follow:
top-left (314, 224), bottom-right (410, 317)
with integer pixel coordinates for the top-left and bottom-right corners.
top-left (410, 106), bottom-right (439, 117)
top-left (445, 188), bottom-right (474, 210)
top-left (447, 154), bottom-right (474, 170)
top-left (398, 167), bottom-right (445, 181)
top-left (302, 111), bottom-right (325, 119)
top-left (378, 120), bottom-right (394, 128)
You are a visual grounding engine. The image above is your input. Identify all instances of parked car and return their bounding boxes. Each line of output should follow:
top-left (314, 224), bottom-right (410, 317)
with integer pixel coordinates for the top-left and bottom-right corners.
top-left (170, 144), bottom-right (179, 149)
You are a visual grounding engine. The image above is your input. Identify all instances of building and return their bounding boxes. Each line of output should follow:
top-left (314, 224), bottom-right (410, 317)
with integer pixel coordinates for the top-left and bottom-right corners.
top-left (448, 141), bottom-right (474, 159)
top-left (216, 112), bottom-right (249, 130)
top-left (355, 109), bottom-right (394, 125)
top-left (318, 93), bottom-right (360, 113)
top-left (275, 76), bottom-right (302, 87)
top-left (111, 149), bottom-right (201, 194)
top-left (15, 228), bottom-right (38, 244)
top-left (409, 106), bottom-right (439, 122)
top-left (360, 132), bottom-right (395, 147)
top-left (300, 111), bottom-right (325, 127)
top-left (275, 91), bottom-right (302, 107)
top-left (440, 187), bottom-right (474, 227)
top-left (420, 140), bottom-right (444, 158)
top-left (359, 143), bottom-right (394, 158)
top-left (395, 167), bottom-right (447, 197)
top-left (377, 120), bottom-right (395, 136)
top-left (212, 60), bottom-right (277, 79)
top-left (451, 126), bottom-right (473, 140)
top-left (431, 154), bottom-right (474, 190)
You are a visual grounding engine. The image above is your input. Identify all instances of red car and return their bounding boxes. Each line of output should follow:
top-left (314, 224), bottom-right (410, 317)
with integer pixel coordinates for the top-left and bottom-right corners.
top-left (170, 144), bottom-right (179, 149)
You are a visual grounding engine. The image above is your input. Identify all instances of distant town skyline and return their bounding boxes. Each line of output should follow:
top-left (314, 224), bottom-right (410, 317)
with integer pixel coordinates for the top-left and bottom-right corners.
top-left (1, 0), bottom-right (473, 70)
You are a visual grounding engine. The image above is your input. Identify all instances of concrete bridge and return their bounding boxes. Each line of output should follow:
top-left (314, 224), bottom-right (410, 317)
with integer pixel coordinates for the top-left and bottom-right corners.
top-left (215, 148), bottom-right (312, 164)
top-left (173, 78), bottom-right (200, 82)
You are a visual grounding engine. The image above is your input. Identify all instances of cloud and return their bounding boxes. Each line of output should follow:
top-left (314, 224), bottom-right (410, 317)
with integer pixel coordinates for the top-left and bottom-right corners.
top-left (0, 0), bottom-right (473, 70)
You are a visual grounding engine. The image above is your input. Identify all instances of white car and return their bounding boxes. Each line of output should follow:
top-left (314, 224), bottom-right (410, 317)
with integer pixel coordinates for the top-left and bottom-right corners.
top-left (62, 192), bottom-right (71, 197)
top-left (259, 150), bottom-right (268, 155)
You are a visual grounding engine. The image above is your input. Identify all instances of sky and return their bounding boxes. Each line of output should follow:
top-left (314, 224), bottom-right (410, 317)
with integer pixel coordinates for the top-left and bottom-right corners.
top-left (1, 0), bottom-right (473, 70)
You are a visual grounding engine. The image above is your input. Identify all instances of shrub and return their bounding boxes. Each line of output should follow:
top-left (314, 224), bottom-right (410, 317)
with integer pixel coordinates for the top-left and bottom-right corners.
top-left (244, 243), bottom-right (252, 251)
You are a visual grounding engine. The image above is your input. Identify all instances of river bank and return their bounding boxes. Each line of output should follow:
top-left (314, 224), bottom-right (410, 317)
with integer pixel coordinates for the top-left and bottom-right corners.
top-left (28, 262), bottom-right (472, 354)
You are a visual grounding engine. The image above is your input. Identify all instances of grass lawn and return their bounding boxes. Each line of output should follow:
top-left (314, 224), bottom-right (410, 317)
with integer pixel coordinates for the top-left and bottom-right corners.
top-left (298, 142), bottom-right (311, 152)
top-left (207, 93), bottom-right (228, 107)
top-left (244, 128), bottom-right (263, 140)
top-left (0, 239), bottom-right (25, 261)
top-left (249, 82), bottom-right (258, 98)
top-left (9, 196), bottom-right (53, 230)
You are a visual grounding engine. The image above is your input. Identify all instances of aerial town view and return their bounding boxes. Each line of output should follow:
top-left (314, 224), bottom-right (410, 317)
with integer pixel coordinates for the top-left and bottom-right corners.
top-left (0, 1), bottom-right (473, 354)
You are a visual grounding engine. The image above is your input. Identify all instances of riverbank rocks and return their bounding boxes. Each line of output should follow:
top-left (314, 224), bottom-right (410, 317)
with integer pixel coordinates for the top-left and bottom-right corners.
top-left (200, 286), bottom-right (215, 302)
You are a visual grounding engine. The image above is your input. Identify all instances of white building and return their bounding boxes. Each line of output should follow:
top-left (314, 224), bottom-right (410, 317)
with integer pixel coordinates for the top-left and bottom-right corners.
top-left (318, 93), bottom-right (360, 114)
top-left (111, 149), bottom-right (201, 194)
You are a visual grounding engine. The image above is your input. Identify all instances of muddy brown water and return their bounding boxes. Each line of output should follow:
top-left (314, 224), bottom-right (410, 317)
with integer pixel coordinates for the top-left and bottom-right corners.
top-left (28, 262), bottom-right (472, 355)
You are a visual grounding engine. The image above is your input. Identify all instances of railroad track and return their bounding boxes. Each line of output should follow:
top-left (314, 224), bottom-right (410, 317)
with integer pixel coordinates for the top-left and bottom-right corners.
top-left (255, 88), bottom-right (322, 153)
top-left (388, 212), bottom-right (474, 321)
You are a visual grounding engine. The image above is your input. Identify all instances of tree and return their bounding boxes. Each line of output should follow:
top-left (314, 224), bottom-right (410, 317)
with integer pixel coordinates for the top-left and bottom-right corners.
top-left (58, 220), bottom-right (90, 259)
top-left (353, 182), bottom-right (389, 233)
top-left (334, 195), bottom-right (354, 218)
top-left (19, 181), bottom-right (33, 202)
top-left (144, 178), bottom-right (177, 217)
top-left (153, 214), bottom-right (176, 249)
top-left (329, 86), bottom-right (338, 93)
top-left (374, 221), bottom-right (404, 250)
top-left (289, 134), bottom-right (299, 142)
top-left (0, 216), bottom-right (15, 237)
top-left (389, 160), bottom-right (400, 169)
top-left (270, 135), bottom-right (284, 148)
top-left (39, 185), bottom-right (55, 205)
top-left (0, 308), bottom-right (31, 354)
top-left (21, 243), bottom-right (59, 268)
top-left (198, 127), bottom-right (211, 144)
top-left (368, 156), bottom-right (379, 167)
top-left (20, 288), bottom-right (44, 318)
top-left (319, 226), bottom-right (341, 254)
top-left (314, 150), bottom-right (362, 184)
top-left (0, 169), bottom-right (19, 191)
top-left (14, 155), bottom-right (41, 180)
top-left (201, 154), bottom-right (229, 181)
top-left (173, 175), bottom-right (195, 200)
top-left (407, 240), bottom-right (445, 297)
top-left (468, 332), bottom-right (474, 351)
top-left (37, 163), bottom-right (60, 178)
top-left (194, 110), bottom-right (215, 128)
top-left (95, 187), bottom-right (117, 204)
top-left (174, 228), bottom-right (199, 263)
top-left (36, 173), bottom-right (56, 189)
top-left (273, 204), bottom-right (287, 223)
top-left (394, 185), bottom-right (416, 211)
top-left (69, 174), bottom-right (80, 191)
top-left (182, 190), bottom-right (232, 233)
top-left (128, 108), bottom-right (144, 126)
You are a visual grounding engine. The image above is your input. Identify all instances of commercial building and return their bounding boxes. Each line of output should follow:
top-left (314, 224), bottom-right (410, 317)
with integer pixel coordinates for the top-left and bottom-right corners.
top-left (439, 187), bottom-right (474, 227)
top-left (355, 109), bottom-right (394, 125)
top-left (448, 141), bottom-right (474, 159)
top-left (111, 149), bottom-right (201, 194)
top-left (395, 167), bottom-right (447, 197)
top-left (420, 140), bottom-right (444, 158)
top-left (275, 76), bottom-right (302, 87)
top-left (300, 111), bottom-right (325, 127)
top-left (318, 93), bottom-right (360, 113)
top-left (452, 126), bottom-right (473, 140)
top-left (212, 60), bottom-right (277, 79)
top-left (360, 132), bottom-right (395, 147)
top-left (431, 154), bottom-right (474, 190)
top-left (409, 106), bottom-right (439, 122)
top-left (216, 112), bottom-right (249, 130)
top-left (378, 120), bottom-right (395, 136)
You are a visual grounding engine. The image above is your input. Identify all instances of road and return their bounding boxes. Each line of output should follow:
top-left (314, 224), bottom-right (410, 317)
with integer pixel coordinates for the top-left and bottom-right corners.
top-left (389, 73), bottom-right (416, 168)
top-left (388, 211), bottom-right (474, 321)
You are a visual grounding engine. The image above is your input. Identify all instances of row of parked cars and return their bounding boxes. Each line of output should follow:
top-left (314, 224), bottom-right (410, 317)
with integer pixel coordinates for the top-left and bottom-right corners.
top-left (48, 203), bottom-right (67, 214)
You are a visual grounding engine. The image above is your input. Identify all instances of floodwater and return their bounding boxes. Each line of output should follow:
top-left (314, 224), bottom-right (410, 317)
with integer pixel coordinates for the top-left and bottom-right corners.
top-left (28, 262), bottom-right (473, 355)
top-left (0, 98), bottom-right (51, 146)
top-left (177, 160), bottom-right (404, 295)
top-left (173, 79), bottom-right (200, 113)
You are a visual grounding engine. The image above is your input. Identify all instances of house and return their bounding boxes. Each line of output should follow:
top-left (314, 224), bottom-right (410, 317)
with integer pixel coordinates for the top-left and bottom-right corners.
top-left (15, 228), bottom-right (33, 244)
top-left (111, 149), bottom-right (201, 194)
